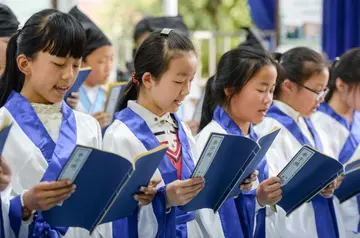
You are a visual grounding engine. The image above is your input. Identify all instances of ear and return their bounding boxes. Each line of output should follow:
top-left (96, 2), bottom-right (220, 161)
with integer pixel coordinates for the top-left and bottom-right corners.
top-left (224, 87), bottom-right (234, 97)
top-left (335, 77), bottom-right (346, 92)
top-left (282, 79), bottom-right (296, 93)
top-left (142, 72), bottom-right (154, 89)
top-left (16, 54), bottom-right (31, 77)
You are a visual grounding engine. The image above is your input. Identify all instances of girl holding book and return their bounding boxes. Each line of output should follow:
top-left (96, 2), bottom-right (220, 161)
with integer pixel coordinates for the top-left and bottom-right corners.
top-left (196, 47), bottom-right (282, 238)
top-left (255, 47), bottom-right (346, 238)
top-left (311, 48), bottom-right (360, 238)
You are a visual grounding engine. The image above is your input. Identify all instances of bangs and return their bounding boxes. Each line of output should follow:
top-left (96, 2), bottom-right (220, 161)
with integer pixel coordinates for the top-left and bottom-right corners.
top-left (40, 12), bottom-right (86, 58)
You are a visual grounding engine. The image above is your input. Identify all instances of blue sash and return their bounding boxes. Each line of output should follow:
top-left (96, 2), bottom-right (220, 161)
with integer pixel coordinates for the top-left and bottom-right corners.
top-left (5, 91), bottom-right (77, 238)
top-left (79, 86), bottom-right (106, 114)
top-left (115, 107), bottom-right (195, 238)
top-left (267, 104), bottom-right (339, 238)
top-left (213, 106), bottom-right (265, 238)
top-left (318, 103), bottom-right (360, 232)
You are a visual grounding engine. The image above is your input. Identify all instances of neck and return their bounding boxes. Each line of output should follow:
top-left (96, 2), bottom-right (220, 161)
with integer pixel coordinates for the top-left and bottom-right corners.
top-left (225, 107), bottom-right (250, 135)
top-left (20, 82), bottom-right (52, 104)
top-left (328, 91), bottom-right (354, 123)
top-left (137, 91), bottom-right (166, 117)
top-left (84, 80), bottom-right (97, 88)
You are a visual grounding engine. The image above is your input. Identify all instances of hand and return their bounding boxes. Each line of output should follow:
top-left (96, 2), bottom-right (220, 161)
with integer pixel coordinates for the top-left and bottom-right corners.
top-left (134, 178), bottom-right (162, 206)
top-left (0, 157), bottom-right (11, 191)
top-left (92, 112), bottom-right (111, 128)
top-left (186, 120), bottom-right (200, 136)
top-left (166, 177), bottom-right (204, 207)
top-left (335, 175), bottom-right (344, 190)
top-left (66, 92), bottom-right (79, 109)
top-left (240, 170), bottom-right (258, 192)
top-left (256, 176), bottom-right (282, 206)
top-left (320, 181), bottom-right (336, 198)
top-left (22, 180), bottom-right (76, 211)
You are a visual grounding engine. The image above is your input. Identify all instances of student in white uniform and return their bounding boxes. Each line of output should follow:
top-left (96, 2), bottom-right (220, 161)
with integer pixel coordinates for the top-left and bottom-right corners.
top-left (255, 47), bottom-right (346, 238)
top-left (0, 9), bottom-right (114, 238)
top-left (103, 29), bottom-right (208, 238)
top-left (312, 48), bottom-right (360, 238)
top-left (196, 47), bottom-right (282, 238)
top-left (69, 6), bottom-right (114, 128)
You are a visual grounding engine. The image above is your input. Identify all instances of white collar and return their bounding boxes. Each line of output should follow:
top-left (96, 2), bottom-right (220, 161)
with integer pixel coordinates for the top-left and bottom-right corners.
top-left (127, 100), bottom-right (177, 128)
top-left (273, 100), bottom-right (301, 123)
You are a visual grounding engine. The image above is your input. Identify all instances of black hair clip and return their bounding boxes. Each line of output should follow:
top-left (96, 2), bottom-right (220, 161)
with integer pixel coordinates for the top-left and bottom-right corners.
top-left (160, 28), bottom-right (173, 36)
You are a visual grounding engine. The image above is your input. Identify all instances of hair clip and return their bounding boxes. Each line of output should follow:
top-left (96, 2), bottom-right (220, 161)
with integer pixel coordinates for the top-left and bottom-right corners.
top-left (132, 72), bottom-right (139, 84)
top-left (160, 28), bottom-right (173, 36)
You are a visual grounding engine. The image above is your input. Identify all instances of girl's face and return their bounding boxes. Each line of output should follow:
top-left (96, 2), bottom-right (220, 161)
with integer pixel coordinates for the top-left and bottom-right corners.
top-left (228, 65), bottom-right (277, 125)
top-left (145, 51), bottom-right (198, 116)
top-left (338, 79), bottom-right (360, 111)
top-left (19, 51), bottom-right (81, 104)
top-left (82, 45), bottom-right (114, 86)
top-left (291, 68), bottom-right (329, 118)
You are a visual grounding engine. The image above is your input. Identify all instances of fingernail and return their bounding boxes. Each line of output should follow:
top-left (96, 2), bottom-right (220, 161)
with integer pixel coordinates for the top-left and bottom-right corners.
top-left (72, 184), bottom-right (77, 189)
top-left (66, 180), bottom-right (72, 185)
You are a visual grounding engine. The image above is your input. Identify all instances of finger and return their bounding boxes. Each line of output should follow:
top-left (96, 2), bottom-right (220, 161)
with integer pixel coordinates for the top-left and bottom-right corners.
top-left (182, 186), bottom-right (204, 203)
top-left (134, 194), bottom-right (153, 203)
top-left (139, 187), bottom-right (157, 195)
top-left (71, 92), bottom-right (79, 99)
top-left (268, 189), bottom-right (282, 199)
top-left (264, 177), bottom-right (281, 185)
top-left (149, 178), bottom-right (162, 187)
top-left (37, 184), bottom-right (75, 199)
top-left (42, 192), bottom-right (73, 210)
top-left (0, 159), bottom-right (11, 175)
top-left (38, 180), bottom-right (72, 190)
top-left (181, 181), bottom-right (205, 194)
top-left (272, 195), bottom-right (282, 203)
top-left (265, 182), bottom-right (281, 192)
top-left (182, 177), bottom-right (205, 187)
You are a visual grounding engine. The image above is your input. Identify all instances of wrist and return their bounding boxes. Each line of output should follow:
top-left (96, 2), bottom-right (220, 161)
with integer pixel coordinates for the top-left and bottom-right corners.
top-left (21, 190), bottom-right (35, 220)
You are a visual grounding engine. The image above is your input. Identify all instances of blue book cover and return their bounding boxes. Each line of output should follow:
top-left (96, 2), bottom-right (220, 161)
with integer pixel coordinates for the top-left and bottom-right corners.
top-left (42, 144), bottom-right (167, 234)
top-left (0, 119), bottom-right (12, 158)
top-left (275, 146), bottom-right (344, 216)
top-left (335, 159), bottom-right (360, 203)
top-left (64, 68), bottom-right (92, 100)
top-left (179, 128), bottom-right (280, 213)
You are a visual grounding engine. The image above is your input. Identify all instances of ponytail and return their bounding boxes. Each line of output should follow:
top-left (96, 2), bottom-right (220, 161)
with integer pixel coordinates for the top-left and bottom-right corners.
top-left (199, 76), bottom-right (217, 131)
top-left (325, 58), bottom-right (339, 102)
top-left (0, 31), bottom-right (24, 107)
top-left (117, 80), bottom-right (139, 111)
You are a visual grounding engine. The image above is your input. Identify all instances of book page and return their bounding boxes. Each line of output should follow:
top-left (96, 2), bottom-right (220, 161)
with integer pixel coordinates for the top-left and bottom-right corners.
top-left (105, 83), bottom-right (126, 117)
top-left (278, 146), bottom-right (315, 187)
top-left (192, 134), bottom-right (224, 177)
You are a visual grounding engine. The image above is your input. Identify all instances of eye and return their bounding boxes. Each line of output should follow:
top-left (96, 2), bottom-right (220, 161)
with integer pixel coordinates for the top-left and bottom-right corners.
top-left (73, 64), bottom-right (80, 68)
top-left (53, 62), bottom-right (64, 67)
top-left (257, 89), bottom-right (266, 93)
top-left (174, 81), bottom-right (183, 84)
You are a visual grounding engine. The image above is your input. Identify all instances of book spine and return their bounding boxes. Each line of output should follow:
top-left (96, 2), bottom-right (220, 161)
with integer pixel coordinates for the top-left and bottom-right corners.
top-left (89, 169), bottom-right (133, 233)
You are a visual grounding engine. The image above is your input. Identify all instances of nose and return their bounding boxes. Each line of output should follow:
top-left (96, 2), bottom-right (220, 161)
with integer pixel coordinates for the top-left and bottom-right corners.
top-left (264, 91), bottom-right (273, 105)
top-left (62, 65), bottom-right (74, 81)
top-left (181, 80), bottom-right (191, 97)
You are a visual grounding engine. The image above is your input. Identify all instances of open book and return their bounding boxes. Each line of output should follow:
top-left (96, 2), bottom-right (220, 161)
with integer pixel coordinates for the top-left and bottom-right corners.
top-left (274, 146), bottom-right (344, 216)
top-left (64, 67), bottom-right (92, 100)
top-left (179, 128), bottom-right (280, 213)
top-left (334, 157), bottom-right (360, 203)
top-left (105, 82), bottom-right (127, 119)
top-left (42, 144), bottom-right (167, 234)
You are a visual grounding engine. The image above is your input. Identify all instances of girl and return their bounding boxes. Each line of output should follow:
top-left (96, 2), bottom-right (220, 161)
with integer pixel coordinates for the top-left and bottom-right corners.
top-left (255, 47), bottom-right (346, 238)
top-left (69, 6), bottom-right (114, 128)
top-left (196, 47), bottom-right (282, 238)
top-left (312, 48), bottom-right (360, 238)
top-left (0, 9), bottom-right (131, 238)
top-left (103, 28), bottom-right (205, 238)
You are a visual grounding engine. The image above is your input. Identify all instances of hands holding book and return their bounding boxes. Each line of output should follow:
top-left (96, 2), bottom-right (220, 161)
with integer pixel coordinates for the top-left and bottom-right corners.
top-left (320, 181), bottom-right (336, 198)
top-left (93, 111), bottom-right (111, 128)
top-left (66, 92), bottom-right (80, 109)
top-left (240, 170), bottom-right (258, 192)
top-left (256, 177), bottom-right (282, 206)
top-left (166, 177), bottom-right (205, 207)
top-left (134, 178), bottom-right (162, 206)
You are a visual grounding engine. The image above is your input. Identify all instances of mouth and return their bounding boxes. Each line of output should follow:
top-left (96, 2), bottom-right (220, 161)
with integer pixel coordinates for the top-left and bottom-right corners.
top-left (54, 85), bottom-right (70, 94)
top-left (174, 100), bottom-right (183, 106)
top-left (258, 108), bottom-right (268, 116)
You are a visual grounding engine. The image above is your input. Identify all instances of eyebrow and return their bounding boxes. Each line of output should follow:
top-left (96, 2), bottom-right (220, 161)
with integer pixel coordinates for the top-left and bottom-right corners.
top-left (259, 82), bottom-right (276, 87)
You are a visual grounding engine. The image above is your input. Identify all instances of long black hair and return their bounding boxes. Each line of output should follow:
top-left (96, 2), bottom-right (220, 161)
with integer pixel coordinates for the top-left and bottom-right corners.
top-left (117, 29), bottom-right (196, 111)
top-left (0, 9), bottom-right (86, 106)
top-left (199, 46), bottom-right (278, 130)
